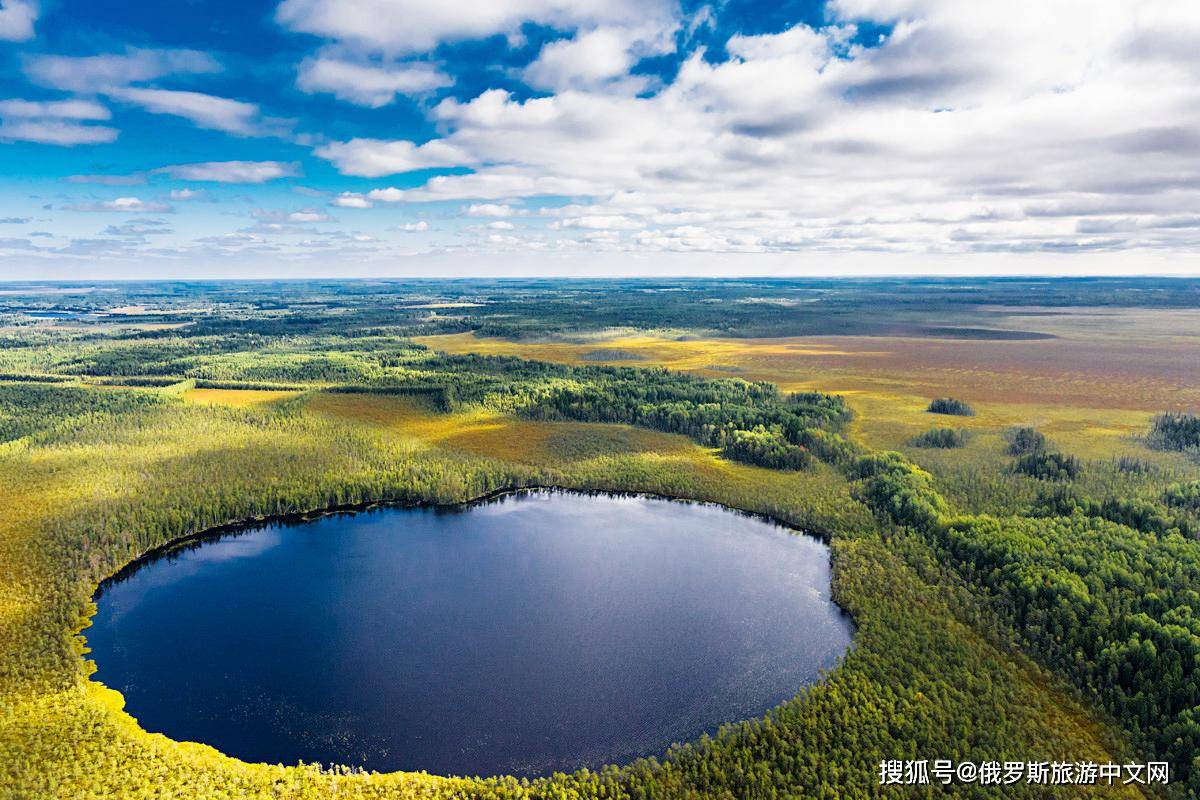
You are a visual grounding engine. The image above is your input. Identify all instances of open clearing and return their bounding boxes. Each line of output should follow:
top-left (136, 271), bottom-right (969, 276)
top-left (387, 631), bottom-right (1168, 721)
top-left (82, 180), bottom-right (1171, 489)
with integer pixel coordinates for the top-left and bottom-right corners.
top-left (417, 309), bottom-right (1199, 468)
top-left (181, 388), bottom-right (301, 407)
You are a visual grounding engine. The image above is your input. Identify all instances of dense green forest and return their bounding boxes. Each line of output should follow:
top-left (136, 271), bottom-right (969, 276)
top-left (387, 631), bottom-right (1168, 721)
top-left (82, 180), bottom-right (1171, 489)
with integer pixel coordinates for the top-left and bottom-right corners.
top-left (910, 428), bottom-right (971, 449)
top-left (1007, 426), bottom-right (1048, 456)
top-left (0, 326), bottom-right (857, 472)
top-left (927, 398), bottom-right (975, 417)
top-left (850, 450), bottom-right (1200, 789)
top-left (1152, 413), bottom-right (1200, 453)
top-left (1012, 450), bottom-right (1083, 481)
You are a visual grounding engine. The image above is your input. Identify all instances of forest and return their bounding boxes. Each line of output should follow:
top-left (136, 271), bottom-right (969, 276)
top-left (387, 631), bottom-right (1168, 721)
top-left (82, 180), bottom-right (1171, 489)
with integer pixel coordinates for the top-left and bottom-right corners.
top-left (1, 278), bottom-right (1197, 799)
top-left (1152, 413), bottom-right (1200, 453)
top-left (4, 276), bottom-right (1200, 342)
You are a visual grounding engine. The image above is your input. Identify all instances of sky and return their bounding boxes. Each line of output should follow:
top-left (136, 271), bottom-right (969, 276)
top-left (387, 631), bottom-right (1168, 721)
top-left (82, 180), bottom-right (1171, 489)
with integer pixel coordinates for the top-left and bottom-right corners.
top-left (0, 0), bottom-right (1198, 278)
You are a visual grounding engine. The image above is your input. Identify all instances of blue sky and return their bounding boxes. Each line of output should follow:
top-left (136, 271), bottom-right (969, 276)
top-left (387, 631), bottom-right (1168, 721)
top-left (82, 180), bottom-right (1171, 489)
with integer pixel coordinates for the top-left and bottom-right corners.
top-left (0, 0), bottom-right (1198, 278)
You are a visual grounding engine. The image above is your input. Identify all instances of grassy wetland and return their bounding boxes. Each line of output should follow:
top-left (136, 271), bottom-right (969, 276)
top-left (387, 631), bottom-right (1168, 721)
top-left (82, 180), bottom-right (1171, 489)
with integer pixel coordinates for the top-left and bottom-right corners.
top-left (1, 278), bottom-right (1198, 798)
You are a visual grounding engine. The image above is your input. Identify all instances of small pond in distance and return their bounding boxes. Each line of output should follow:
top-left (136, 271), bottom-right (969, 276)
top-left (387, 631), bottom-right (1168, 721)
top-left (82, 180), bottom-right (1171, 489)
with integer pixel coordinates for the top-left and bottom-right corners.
top-left (89, 490), bottom-right (853, 777)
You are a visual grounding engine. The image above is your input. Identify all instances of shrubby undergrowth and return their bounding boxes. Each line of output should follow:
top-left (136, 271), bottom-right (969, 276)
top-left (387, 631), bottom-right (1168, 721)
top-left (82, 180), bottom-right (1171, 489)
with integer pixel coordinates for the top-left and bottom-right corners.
top-left (927, 397), bottom-right (975, 416)
top-left (1150, 413), bottom-right (1200, 453)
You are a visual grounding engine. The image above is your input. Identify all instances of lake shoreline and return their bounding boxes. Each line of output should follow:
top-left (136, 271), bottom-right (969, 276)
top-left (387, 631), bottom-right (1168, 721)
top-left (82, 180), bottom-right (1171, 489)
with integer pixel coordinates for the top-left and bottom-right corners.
top-left (86, 488), bottom-right (854, 777)
top-left (95, 483), bottom-right (834, 594)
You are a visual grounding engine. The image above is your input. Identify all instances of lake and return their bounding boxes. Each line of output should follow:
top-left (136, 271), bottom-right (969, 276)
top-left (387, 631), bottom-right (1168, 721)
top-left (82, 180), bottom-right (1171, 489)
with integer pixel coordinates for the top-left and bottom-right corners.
top-left (88, 490), bottom-right (853, 777)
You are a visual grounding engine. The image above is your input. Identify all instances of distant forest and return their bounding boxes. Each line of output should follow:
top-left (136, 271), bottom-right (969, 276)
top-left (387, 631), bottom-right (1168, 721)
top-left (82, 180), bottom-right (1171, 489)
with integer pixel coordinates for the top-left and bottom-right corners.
top-left (3, 276), bottom-right (1200, 341)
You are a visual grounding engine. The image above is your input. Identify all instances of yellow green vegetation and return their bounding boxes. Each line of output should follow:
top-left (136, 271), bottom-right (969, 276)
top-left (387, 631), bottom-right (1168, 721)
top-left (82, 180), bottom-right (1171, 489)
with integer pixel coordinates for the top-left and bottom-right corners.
top-left (417, 329), bottom-right (1199, 507)
top-left (2, 292), bottom-right (1198, 799)
top-left (0, 379), bottom-right (1169, 799)
top-left (181, 387), bottom-right (302, 407)
top-left (308, 392), bottom-right (863, 536)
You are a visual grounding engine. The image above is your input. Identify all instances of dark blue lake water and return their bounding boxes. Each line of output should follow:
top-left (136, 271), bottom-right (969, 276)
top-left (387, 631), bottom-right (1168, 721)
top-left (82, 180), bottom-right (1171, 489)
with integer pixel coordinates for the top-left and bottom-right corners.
top-left (88, 490), bottom-right (852, 777)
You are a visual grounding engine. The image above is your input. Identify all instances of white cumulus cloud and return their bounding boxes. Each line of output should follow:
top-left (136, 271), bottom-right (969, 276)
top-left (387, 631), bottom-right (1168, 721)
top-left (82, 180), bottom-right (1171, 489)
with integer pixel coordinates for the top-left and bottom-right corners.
top-left (307, 0), bottom-right (1200, 258)
top-left (24, 48), bottom-right (219, 94)
top-left (366, 187), bottom-right (407, 202)
top-left (523, 24), bottom-right (675, 92)
top-left (315, 138), bottom-right (471, 177)
top-left (297, 56), bottom-right (451, 107)
top-left (331, 192), bottom-right (373, 208)
top-left (64, 196), bottom-right (173, 213)
top-left (0, 0), bottom-right (37, 41)
top-left (155, 161), bottom-right (300, 183)
top-left (466, 203), bottom-right (514, 217)
top-left (23, 48), bottom-right (281, 138)
top-left (0, 99), bottom-right (110, 120)
top-left (274, 0), bottom-right (671, 53)
top-left (254, 207), bottom-right (334, 223)
top-left (112, 88), bottom-right (268, 136)
top-left (0, 99), bottom-right (116, 145)
top-left (0, 120), bottom-right (117, 145)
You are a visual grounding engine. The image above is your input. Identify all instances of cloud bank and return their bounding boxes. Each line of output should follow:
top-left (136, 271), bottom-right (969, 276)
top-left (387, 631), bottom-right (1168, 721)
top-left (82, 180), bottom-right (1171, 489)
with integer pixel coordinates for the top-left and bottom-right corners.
top-left (4, 0), bottom-right (1200, 275)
